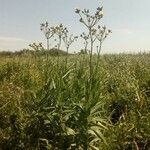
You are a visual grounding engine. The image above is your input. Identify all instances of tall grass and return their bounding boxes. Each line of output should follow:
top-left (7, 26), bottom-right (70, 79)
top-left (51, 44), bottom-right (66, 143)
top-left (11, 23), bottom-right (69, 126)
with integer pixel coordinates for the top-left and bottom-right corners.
top-left (0, 52), bottom-right (150, 149)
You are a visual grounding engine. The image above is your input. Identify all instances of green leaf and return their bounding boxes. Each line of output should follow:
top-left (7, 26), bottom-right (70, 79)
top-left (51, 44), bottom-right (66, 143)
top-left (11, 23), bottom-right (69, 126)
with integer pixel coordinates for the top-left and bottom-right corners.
top-left (66, 127), bottom-right (76, 135)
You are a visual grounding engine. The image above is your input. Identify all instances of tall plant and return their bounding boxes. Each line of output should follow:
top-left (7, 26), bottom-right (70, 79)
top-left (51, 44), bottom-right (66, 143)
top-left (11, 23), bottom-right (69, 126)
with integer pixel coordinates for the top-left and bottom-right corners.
top-left (62, 28), bottom-right (78, 54)
top-left (53, 24), bottom-right (65, 51)
top-left (80, 32), bottom-right (89, 54)
top-left (75, 7), bottom-right (103, 99)
top-left (62, 28), bottom-right (78, 66)
top-left (40, 22), bottom-right (54, 50)
top-left (96, 25), bottom-right (111, 58)
top-left (75, 7), bottom-right (103, 60)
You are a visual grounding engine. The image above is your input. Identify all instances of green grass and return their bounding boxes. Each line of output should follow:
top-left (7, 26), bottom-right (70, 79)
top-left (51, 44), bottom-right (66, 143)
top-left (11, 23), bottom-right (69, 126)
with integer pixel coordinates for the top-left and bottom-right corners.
top-left (0, 52), bottom-right (150, 149)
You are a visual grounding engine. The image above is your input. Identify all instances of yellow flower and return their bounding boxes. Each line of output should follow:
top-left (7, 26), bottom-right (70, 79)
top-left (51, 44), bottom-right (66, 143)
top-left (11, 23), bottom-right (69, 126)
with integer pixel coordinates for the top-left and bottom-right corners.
top-left (98, 11), bottom-right (104, 17)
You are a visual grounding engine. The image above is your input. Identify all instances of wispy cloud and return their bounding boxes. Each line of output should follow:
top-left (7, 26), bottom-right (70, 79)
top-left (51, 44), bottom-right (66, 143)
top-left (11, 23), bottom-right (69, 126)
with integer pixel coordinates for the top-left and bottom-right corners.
top-left (114, 28), bottom-right (133, 35)
top-left (0, 36), bottom-right (29, 51)
top-left (0, 37), bottom-right (28, 43)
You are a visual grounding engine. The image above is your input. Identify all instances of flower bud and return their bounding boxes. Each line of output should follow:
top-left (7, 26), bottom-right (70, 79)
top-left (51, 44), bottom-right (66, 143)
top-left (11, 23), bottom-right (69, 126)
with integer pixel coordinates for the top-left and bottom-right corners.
top-left (45, 22), bottom-right (48, 27)
top-left (75, 8), bottom-right (80, 13)
top-left (97, 7), bottom-right (103, 11)
top-left (59, 24), bottom-right (63, 27)
top-left (98, 25), bottom-right (101, 29)
top-left (79, 18), bottom-right (83, 23)
top-left (108, 29), bottom-right (112, 33)
top-left (103, 26), bottom-right (106, 30)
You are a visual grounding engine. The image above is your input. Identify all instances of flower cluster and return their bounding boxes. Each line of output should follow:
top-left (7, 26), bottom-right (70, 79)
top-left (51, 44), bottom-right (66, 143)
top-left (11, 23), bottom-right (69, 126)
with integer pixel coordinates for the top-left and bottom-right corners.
top-left (80, 32), bottom-right (90, 53)
top-left (62, 29), bottom-right (78, 51)
top-left (96, 25), bottom-right (112, 42)
top-left (40, 22), bottom-right (78, 52)
top-left (29, 42), bottom-right (44, 51)
top-left (75, 7), bottom-right (103, 28)
top-left (40, 22), bottom-right (54, 39)
top-left (53, 24), bottom-right (66, 38)
top-left (80, 32), bottom-right (89, 41)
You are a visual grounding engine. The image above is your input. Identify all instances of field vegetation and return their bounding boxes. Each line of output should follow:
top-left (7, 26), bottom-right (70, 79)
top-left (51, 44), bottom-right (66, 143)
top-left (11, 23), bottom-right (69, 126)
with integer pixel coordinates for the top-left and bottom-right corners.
top-left (0, 3), bottom-right (150, 150)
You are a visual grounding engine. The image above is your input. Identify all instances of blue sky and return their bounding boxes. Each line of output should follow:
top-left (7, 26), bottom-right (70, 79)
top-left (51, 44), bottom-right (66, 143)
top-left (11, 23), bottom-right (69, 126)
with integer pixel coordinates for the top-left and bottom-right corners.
top-left (0, 0), bottom-right (150, 53)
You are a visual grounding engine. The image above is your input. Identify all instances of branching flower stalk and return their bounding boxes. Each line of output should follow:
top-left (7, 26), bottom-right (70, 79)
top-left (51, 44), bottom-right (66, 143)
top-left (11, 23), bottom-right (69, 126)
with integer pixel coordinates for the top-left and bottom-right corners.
top-left (62, 28), bottom-right (78, 65)
top-left (52, 24), bottom-right (66, 67)
top-left (54, 24), bottom-right (66, 52)
top-left (40, 22), bottom-right (55, 79)
top-left (80, 32), bottom-right (89, 54)
top-left (29, 42), bottom-right (44, 59)
top-left (29, 42), bottom-right (44, 52)
top-left (96, 25), bottom-right (112, 59)
top-left (75, 6), bottom-right (103, 90)
top-left (40, 22), bottom-right (54, 50)
top-left (62, 28), bottom-right (78, 54)
top-left (75, 7), bottom-right (103, 54)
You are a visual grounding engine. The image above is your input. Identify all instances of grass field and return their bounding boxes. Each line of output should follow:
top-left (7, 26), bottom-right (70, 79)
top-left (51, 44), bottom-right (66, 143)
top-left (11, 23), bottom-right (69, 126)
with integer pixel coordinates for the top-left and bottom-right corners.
top-left (0, 52), bottom-right (150, 149)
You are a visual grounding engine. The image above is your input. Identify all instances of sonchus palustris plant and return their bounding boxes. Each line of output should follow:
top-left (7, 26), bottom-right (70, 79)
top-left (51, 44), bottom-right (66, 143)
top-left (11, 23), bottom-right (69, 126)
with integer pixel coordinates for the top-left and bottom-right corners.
top-left (96, 25), bottom-right (112, 58)
top-left (80, 32), bottom-right (89, 54)
top-left (62, 27), bottom-right (78, 54)
top-left (75, 6), bottom-right (109, 94)
top-left (40, 21), bottom-right (54, 50)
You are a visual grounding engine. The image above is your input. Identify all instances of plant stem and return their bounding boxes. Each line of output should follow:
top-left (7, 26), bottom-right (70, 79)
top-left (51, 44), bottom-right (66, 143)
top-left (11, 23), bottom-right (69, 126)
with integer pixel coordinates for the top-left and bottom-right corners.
top-left (47, 38), bottom-right (50, 51)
